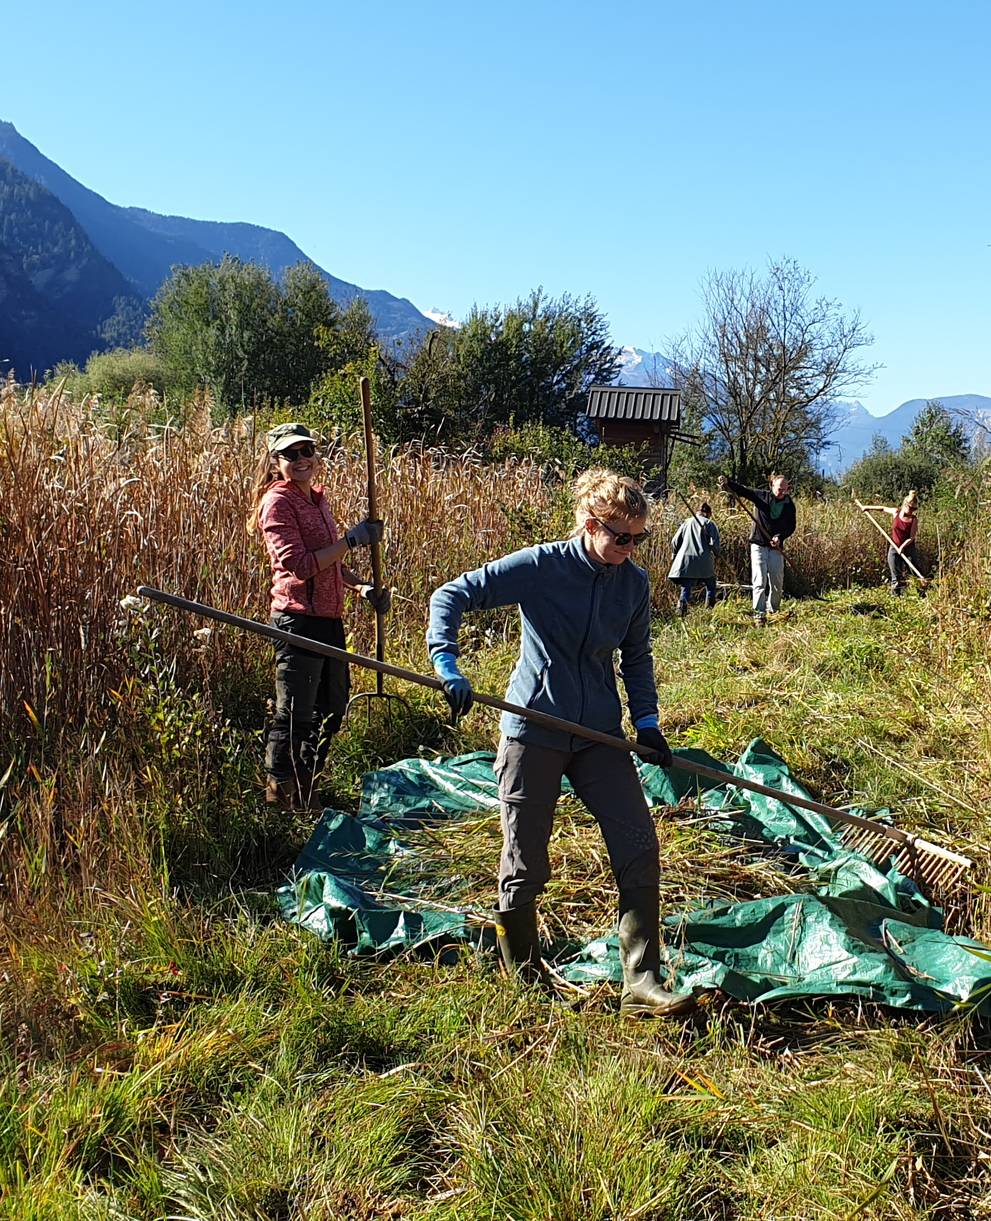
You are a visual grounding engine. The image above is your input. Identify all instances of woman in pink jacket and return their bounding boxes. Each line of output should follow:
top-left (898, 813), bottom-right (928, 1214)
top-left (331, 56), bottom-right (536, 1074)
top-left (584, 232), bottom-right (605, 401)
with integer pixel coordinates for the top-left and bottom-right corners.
top-left (247, 422), bottom-right (387, 810)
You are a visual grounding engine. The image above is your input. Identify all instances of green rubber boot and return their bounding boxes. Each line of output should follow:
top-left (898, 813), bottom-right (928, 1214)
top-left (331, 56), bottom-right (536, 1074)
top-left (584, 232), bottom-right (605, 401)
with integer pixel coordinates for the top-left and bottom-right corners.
top-left (618, 887), bottom-right (696, 1018)
top-left (494, 902), bottom-right (552, 989)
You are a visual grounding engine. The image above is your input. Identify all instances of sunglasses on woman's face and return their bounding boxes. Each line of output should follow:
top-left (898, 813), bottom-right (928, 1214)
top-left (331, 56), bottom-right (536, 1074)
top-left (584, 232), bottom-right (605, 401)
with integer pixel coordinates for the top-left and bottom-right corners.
top-left (278, 442), bottom-right (315, 461)
top-left (594, 518), bottom-right (651, 547)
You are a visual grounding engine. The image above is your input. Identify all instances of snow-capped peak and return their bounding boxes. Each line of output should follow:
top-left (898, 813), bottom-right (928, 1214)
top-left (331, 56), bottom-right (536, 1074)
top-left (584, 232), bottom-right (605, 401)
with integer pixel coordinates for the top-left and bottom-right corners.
top-left (617, 345), bottom-right (643, 372)
top-left (421, 307), bottom-right (460, 329)
top-left (615, 346), bottom-right (674, 387)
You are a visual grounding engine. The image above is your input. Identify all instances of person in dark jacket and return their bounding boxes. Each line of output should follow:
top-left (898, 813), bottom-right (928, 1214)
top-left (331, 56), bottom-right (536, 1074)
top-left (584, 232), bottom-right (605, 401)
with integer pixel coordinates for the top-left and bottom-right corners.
top-left (427, 467), bottom-right (695, 1018)
top-left (717, 473), bottom-right (796, 625)
top-left (247, 422), bottom-right (388, 811)
top-left (668, 502), bottom-right (720, 618)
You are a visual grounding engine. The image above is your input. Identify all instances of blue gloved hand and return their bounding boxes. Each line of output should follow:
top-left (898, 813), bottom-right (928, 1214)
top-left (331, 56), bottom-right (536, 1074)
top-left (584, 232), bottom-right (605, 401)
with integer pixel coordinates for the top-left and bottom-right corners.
top-left (634, 716), bottom-right (672, 768)
top-left (433, 651), bottom-right (473, 720)
top-left (360, 585), bottom-right (392, 614)
top-left (345, 519), bottom-right (384, 549)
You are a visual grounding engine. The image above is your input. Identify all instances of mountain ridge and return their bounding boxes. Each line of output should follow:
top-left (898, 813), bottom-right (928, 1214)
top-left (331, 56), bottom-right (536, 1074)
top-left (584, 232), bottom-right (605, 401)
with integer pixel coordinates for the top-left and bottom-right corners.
top-left (0, 158), bottom-right (144, 373)
top-left (0, 121), bottom-right (433, 350)
top-left (613, 345), bottom-right (990, 473)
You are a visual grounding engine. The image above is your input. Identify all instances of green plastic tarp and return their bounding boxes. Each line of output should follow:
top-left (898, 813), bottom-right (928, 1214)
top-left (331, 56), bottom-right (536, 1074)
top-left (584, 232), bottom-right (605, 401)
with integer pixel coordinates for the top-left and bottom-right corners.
top-left (275, 742), bottom-right (991, 1014)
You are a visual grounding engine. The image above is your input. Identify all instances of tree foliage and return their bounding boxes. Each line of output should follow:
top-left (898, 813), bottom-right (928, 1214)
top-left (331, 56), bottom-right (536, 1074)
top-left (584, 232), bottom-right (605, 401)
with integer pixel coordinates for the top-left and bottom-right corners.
top-left (844, 402), bottom-right (972, 500)
top-left (50, 348), bottom-right (169, 400)
top-left (274, 262), bottom-right (341, 404)
top-left (902, 400), bottom-right (970, 467)
top-left (381, 289), bottom-right (620, 441)
top-left (843, 447), bottom-right (940, 502)
top-left (146, 256), bottom-right (359, 413)
top-left (672, 259), bottom-right (878, 484)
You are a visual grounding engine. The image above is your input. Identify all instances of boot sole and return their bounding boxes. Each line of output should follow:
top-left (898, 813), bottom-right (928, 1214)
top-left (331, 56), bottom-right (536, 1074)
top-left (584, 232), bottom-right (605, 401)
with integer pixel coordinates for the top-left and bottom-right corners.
top-left (621, 996), bottom-right (697, 1019)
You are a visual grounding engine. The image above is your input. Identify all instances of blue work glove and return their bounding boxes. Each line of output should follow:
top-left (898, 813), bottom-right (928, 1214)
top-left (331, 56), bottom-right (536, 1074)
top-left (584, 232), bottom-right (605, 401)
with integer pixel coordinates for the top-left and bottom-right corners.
top-left (360, 585), bottom-right (392, 614)
top-left (634, 716), bottom-right (672, 768)
top-left (433, 651), bottom-right (473, 720)
top-left (345, 519), bottom-right (384, 549)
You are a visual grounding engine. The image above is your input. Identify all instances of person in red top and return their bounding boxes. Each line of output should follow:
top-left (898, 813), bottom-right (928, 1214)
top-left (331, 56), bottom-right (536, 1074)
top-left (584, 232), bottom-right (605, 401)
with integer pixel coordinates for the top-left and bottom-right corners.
top-left (247, 422), bottom-right (388, 810)
top-left (860, 490), bottom-right (928, 596)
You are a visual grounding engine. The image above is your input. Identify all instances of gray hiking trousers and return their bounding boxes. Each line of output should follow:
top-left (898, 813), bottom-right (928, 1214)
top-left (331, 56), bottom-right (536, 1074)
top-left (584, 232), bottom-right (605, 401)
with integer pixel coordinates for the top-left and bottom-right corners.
top-left (750, 543), bottom-right (785, 616)
top-left (494, 736), bottom-right (660, 911)
top-left (887, 542), bottom-right (925, 592)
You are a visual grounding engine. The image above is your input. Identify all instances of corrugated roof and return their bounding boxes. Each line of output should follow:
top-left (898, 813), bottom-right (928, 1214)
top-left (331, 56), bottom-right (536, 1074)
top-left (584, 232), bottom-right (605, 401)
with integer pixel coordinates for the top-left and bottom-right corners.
top-left (585, 385), bottom-right (681, 423)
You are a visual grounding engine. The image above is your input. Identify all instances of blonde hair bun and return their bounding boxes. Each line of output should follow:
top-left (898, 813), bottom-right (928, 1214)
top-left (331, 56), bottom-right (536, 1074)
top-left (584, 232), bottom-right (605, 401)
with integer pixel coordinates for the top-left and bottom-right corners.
top-left (573, 467), bottom-right (650, 529)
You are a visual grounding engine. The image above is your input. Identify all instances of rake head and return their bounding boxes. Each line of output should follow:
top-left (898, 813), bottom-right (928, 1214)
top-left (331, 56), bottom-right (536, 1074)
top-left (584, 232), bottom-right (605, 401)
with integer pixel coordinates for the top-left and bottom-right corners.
top-left (838, 823), bottom-right (972, 894)
top-left (345, 690), bottom-right (411, 727)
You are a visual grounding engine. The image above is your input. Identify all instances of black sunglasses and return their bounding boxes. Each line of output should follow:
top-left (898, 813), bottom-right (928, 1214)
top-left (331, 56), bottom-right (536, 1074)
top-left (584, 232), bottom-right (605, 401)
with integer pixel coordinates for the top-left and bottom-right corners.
top-left (593, 518), bottom-right (651, 547)
top-left (277, 442), bottom-right (315, 461)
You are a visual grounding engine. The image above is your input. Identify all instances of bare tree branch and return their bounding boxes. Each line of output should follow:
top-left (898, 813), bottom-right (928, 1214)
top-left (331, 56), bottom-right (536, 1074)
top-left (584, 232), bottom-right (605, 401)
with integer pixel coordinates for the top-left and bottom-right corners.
top-left (670, 259), bottom-right (879, 481)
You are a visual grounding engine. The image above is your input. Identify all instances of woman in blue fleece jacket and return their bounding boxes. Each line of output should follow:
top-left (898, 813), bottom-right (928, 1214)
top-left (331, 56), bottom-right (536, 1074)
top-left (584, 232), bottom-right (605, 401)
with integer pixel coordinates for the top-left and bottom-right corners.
top-left (427, 468), bottom-right (695, 1018)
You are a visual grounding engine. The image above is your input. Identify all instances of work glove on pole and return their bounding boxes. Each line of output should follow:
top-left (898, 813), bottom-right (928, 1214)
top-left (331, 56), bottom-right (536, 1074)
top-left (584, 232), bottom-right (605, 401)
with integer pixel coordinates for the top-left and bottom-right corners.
top-left (432, 652), bottom-right (473, 720)
top-left (345, 519), bottom-right (384, 549)
top-left (360, 585), bottom-right (392, 614)
top-left (633, 717), bottom-right (672, 768)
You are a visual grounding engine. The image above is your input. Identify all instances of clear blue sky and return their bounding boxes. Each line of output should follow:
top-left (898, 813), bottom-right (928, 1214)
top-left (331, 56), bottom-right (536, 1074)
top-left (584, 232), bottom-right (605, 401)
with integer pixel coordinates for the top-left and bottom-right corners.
top-left (5, 0), bottom-right (989, 415)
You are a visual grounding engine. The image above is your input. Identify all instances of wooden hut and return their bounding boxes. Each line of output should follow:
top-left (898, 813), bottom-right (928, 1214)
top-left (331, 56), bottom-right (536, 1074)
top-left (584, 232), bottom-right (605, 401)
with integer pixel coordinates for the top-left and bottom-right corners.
top-left (584, 385), bottom-right (683, 490)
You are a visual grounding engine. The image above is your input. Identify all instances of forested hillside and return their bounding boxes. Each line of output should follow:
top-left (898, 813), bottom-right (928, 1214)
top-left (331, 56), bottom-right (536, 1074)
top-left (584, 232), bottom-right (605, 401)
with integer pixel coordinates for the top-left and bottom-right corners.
top-left (0, 159), bottom-right (143, 372)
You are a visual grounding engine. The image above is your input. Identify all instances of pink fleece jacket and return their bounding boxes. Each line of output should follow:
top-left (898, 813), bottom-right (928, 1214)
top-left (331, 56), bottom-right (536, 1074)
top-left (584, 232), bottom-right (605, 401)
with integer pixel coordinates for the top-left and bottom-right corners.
top-left (258, 481), bottom-right (345, 617)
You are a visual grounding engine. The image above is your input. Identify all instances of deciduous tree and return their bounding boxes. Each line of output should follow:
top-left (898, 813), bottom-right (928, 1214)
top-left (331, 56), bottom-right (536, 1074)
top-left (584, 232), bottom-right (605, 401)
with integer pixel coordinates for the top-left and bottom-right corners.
top-left (672, 259), bottom-right (878, 483)
top-left (146, 257), bottom-right (359, 413)
top-left (383, 289), bottom-right (619, 441)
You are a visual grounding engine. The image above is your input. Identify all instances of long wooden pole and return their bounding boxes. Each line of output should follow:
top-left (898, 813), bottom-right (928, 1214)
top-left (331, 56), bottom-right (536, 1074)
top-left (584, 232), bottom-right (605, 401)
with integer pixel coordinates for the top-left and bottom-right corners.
top-left (854, 499), bottom-right (927, 582)
top-left (359, 376), bottom-right (386, 695)
top-left (136, 585), bottom-right (970, 873)
top-left (671, 486), bottom-right (708, 533)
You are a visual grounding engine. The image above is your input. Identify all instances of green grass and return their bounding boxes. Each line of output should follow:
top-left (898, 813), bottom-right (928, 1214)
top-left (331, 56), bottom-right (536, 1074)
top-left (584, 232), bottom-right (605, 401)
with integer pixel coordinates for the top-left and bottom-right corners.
top-left (3, 582), bottom-right (991, 1219)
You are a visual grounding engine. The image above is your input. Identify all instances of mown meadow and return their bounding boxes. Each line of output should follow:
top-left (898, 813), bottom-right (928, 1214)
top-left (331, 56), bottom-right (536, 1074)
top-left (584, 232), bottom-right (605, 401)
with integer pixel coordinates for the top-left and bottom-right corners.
top-left (2, 382), bottom-right (990, 1220)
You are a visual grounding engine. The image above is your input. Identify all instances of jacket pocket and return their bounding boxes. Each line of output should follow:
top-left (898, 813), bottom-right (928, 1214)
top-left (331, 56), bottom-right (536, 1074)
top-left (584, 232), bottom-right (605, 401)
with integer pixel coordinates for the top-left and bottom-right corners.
top-left (524, 660), bottom-right (551, 709)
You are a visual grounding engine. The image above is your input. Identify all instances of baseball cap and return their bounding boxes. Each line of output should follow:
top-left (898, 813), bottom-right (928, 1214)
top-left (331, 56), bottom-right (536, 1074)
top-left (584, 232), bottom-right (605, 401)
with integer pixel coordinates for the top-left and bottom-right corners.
top-left (266, 422), bottom-right (314, 454)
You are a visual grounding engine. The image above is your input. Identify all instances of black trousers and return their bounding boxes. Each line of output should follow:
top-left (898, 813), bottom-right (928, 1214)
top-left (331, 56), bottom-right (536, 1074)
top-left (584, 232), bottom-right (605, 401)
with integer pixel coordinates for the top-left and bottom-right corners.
top-left (264, 612), bottom-right (350, 784)
top-left (887, 542), bottom-right (925, 591)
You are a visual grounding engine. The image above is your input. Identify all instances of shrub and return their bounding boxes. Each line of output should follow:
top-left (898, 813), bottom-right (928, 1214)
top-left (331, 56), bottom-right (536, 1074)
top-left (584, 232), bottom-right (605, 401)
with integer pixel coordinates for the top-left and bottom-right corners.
top-left (487, 420), bottom-right (667, 488)
top-left (84, 348), bottom-right (169, 399)
top-left (843, 448), bottom-right (940, 501)
top-left (487, 421), bottom-right (595, 477)
top-left (49, 348), bottom-right (170, 401)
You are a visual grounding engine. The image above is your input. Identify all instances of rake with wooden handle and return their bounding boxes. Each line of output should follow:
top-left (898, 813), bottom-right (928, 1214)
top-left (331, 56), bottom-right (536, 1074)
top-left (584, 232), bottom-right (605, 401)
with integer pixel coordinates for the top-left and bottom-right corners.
top-left (346, 375), bottom-right (410, 724)
top-left (720, 482), bottom-right (825, 601)
top-left (137, 586), bottom-right (972, 893)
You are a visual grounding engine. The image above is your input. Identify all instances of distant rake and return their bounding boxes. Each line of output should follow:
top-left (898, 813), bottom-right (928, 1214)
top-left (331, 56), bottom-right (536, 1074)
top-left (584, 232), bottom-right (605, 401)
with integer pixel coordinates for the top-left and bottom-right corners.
top-left (138, 587), bottom-right (972, 895)
top-left (855, 497), bottom-right (930, 588)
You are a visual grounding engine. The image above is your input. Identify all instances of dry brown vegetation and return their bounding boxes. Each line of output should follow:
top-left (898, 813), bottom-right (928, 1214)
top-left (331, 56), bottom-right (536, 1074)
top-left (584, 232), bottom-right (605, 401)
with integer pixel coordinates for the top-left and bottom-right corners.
top-left (0, 381), bottom-right (957, 900)
top-left (0, 382), bottom-right (956, 728)
top-left (2, 380), bottom-right (986, 904)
